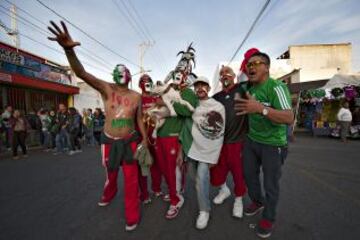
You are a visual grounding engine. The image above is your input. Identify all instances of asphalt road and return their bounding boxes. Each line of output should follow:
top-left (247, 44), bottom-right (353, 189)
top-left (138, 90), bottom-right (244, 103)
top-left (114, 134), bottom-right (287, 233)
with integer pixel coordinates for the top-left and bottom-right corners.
top-left (0, 134), bottom-right (359, 240)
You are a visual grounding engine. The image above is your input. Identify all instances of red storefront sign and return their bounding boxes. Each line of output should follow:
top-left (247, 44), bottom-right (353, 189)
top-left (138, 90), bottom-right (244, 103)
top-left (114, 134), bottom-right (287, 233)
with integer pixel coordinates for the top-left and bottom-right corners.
top-left (1, 71), bottom-right (79, 94)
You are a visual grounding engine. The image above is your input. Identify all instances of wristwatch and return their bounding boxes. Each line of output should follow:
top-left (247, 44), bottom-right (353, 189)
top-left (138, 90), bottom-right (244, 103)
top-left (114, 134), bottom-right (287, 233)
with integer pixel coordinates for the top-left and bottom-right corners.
top-left (262, 107), bottom-right (269, 116)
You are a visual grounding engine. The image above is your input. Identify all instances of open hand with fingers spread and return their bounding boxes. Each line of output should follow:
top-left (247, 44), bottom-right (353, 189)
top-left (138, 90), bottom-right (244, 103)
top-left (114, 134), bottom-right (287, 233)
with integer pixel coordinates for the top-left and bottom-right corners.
top-left (234, 92), bottom-right (264, 115)
top-left (47, 21), bottom-right (80, 49)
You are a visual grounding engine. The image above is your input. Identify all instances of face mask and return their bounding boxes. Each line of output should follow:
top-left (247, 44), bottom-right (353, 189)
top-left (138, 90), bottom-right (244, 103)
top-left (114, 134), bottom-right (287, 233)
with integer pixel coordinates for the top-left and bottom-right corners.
top-left (112, 64), bottom-right (131, 85)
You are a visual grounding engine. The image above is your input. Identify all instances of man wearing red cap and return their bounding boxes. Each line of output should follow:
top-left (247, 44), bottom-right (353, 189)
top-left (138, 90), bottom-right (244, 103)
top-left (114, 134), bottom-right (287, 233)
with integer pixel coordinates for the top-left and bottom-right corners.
top-left (138, 74), bottom-right (164, 203)
top-left (238, 48), bottom-right (260, 82)
top-left (47, 21), bottom-right (148, 231)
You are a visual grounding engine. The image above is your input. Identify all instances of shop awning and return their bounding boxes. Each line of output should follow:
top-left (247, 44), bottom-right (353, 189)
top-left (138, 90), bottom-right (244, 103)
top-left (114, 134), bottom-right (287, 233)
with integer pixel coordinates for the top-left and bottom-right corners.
top-left (0, 71), bottom-right (79, 95)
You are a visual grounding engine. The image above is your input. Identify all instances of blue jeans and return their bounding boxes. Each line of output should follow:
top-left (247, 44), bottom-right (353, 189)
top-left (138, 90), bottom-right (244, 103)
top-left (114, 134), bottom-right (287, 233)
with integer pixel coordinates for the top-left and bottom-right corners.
top-left (42, 130), bottom-right (51, 148)
top-left (84, 127), bottom-right (95, 145)
top-left (56, 128), bottom-right (69, 153)
top-left (187, 157), bottom-right (211, 212)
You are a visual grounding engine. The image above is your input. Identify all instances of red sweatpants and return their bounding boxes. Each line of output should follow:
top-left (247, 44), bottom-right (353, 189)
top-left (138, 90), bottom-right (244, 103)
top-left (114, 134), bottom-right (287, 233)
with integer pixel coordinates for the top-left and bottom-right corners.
top-left (210, 142), bottom-right (247, 197)
top-left (138, 145), bottom-right (163, 200)
top-left (101, 143), bottom-right (140, 225)
top-left (155, 136), bottom-right (183, 206)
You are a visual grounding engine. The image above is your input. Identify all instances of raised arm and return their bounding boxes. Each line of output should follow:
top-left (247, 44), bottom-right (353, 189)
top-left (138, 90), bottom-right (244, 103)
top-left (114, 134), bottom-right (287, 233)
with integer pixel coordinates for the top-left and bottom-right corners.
top-left (47, 21), bottom-right (110, 98)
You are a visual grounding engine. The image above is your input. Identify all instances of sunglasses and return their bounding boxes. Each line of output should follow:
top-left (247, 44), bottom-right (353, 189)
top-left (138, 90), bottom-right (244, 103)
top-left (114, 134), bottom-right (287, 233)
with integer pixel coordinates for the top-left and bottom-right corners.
top-left (246, 60), bottom-right (266, 69)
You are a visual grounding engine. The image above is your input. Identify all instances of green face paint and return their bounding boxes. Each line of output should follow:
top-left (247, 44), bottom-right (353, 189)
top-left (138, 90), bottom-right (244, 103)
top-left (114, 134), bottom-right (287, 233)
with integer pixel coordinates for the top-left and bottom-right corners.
top-left (111, 118), bottom-right (134, 129)
top-left (112, 64), bottom-right (131, 85)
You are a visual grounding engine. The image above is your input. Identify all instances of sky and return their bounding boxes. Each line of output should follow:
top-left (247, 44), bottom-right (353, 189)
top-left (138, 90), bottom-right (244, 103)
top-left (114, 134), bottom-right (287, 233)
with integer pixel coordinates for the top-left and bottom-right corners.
top-left (1, 0), bottom-right (360, 87)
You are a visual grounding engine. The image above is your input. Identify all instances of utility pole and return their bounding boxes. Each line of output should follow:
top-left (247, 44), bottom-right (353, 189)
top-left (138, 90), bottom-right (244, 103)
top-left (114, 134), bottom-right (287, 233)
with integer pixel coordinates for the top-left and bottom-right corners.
top-left (0, 4), bottom-right (19, 48)
top-left (10, 5), bottom-right (19, 48)
top-left (139, 41), bottom-right (154, 74)
top-left (130, 41), bottom-right (153, 89)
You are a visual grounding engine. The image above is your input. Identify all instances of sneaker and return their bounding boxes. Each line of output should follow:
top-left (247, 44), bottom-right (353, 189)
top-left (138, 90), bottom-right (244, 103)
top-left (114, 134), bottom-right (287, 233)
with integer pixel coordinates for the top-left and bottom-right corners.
top-left (97, 201), bottom-right (110, 207)
top-left (76, 149), bottom-right (83, 153)
top-left (125, 223), bottom-right (138, 232)
top-left (213, 185), bottom-right (231, 205)
top-left (196, 211), bottom-right (210, 230)
top-left (244, 202), bottom-right (264, 216)
top-left (53, 152), bottom-right (62, 156)
top-left (162, 194), bottom-right (170, 202)
top-left (68, 150), bottom-right (76, 155)
top-left (255, 219), bottom-right (274, 239)
top-left (232, 197), bottom-right (243, 218)
top-left (12, 156), bottom-right (19, 160)
top-left (143, 198), bottom-right (152, 205)
top-left (165, 195), bottom-right (184, 219)
top-left (154, 191), bottom-right (163, 198)
top-left (23, 154), bottom-right (28, 158)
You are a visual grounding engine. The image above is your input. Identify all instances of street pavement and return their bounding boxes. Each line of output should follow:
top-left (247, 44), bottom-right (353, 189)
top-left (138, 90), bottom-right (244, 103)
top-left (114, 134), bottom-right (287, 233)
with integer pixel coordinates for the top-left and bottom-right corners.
top-left (0, 134), bottom-right (360, 240)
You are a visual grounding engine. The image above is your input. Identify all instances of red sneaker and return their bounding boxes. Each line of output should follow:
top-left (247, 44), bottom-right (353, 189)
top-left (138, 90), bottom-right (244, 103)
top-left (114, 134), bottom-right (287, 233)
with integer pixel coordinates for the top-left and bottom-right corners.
top-left (255, 219), bottom-right (274, 239)
top-left (244, 202), bottom-right (264, 216)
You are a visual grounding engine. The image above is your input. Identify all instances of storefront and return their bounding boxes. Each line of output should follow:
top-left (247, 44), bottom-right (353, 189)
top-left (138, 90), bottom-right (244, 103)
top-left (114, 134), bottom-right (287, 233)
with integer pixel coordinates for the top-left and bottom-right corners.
top-left (0, 41), bottom-right (79, 113)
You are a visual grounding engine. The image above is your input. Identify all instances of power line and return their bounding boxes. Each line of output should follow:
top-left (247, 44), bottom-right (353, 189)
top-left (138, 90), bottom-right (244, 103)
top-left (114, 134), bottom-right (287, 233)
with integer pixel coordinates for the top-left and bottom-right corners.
top-left (123, 0), bottom-right (167, 68)
top-left (113, 0), bottom-right (167, 73)
top-left (228, 0), bottom-right (271, 64)
top-left (35, 0), bottom-right (140, 68)
top-left (0, 5), bottom-right (49, 35)
top-left (213, 0), bottom-right (272, 94)
top-left (125, 0), bottom-right (154, 42)
top-left (3, 0), bottom-right (48, 27)
top-left (1, 2), bottom-right (114, 68)
top-left (112, 0), bottom-right (149, 41)
top-left (0, 5), bottom-right (113, 71)
top-left (18, 32), bottom-right (113, 75)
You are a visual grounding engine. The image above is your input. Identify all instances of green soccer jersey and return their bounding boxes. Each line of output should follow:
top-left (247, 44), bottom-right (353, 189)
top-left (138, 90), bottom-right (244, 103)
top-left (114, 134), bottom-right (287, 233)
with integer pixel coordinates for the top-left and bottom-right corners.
top-left (247, 77), bottom-right (292, 146)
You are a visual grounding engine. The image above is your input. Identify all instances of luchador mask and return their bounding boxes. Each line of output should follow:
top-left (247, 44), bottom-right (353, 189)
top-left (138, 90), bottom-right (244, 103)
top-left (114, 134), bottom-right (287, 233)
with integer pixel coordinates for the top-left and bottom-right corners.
top-left (139, 74), bottom-right (153, 92)
top-left (173, 71), bottom-right (185, 85)
top-left (112, 64), bottom-right (131, 85)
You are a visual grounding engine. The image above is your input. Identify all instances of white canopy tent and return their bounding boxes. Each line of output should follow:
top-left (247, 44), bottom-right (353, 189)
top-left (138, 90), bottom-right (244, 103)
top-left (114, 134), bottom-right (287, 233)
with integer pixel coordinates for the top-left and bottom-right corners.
top-left (320, 74), bottom-right (360, 90)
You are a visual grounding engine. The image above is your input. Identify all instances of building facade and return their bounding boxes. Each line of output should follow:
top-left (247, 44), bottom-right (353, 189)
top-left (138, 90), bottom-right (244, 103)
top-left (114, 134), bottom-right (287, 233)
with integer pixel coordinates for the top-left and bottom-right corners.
top-left (0, 41), bottom-right (79, 113)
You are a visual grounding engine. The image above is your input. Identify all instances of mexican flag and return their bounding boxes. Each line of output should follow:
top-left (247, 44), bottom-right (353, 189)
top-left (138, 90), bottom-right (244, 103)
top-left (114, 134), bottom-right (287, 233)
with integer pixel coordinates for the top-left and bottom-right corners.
top-left (180, 98), bottom-right (225, 164)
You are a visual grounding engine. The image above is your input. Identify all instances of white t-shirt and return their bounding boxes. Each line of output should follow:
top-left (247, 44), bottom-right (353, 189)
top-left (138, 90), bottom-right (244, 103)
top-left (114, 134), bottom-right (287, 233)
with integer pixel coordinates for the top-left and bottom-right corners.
top-left (184, 98), bottom-right (225, 165)
top-left (337, 107), bottom-right (352, 122)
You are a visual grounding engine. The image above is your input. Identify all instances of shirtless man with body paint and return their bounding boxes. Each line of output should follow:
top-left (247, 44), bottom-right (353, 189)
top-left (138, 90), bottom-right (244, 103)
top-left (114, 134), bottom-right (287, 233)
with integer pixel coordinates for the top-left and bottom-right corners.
top-left (48, 21), bottom-right (147, 232)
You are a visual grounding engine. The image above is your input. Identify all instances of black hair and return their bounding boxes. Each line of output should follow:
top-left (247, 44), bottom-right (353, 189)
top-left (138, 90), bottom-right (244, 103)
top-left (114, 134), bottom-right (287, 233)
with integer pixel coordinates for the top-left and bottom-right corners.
top-left (249, 52), bottom-right (271, 66)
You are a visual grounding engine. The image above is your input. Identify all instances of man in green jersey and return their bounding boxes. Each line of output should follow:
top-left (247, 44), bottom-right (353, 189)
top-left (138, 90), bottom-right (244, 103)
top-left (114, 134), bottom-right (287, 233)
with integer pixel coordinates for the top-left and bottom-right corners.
top-left (234, 52), bottom-right (294, 239)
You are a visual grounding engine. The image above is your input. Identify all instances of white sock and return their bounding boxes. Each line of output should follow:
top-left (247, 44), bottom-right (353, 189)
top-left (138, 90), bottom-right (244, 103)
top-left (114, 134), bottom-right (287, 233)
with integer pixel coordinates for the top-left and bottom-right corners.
top-left (235, 196), bottom-right (243, 202)
top-left (220, 183), bottom-right (228, 191)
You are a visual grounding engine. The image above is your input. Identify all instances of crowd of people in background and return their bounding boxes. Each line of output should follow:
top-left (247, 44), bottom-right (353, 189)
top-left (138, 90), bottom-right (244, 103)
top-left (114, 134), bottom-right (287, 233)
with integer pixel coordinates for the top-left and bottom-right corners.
top-left (0, 104), bottom-right (106, 159)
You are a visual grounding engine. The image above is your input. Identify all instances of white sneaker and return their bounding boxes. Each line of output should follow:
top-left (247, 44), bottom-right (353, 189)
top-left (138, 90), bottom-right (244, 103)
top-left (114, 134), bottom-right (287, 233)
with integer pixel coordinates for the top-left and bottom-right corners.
top-left (213, 185), bottom-right (231, 205)
top-left (68, 150), bottom-right (76, 155)
top-left (162, 194), bottom-right (170, 202)
top-left (196, 211), bottom-right (210, 230)
top-left (125, 223), bottom-right (137, 231)
top-left (143, 198), bottom-right (152, 205)
top-left (232, 197), bottom-right (243, 218)
top-left (76, 149), bottom-right (83, 153)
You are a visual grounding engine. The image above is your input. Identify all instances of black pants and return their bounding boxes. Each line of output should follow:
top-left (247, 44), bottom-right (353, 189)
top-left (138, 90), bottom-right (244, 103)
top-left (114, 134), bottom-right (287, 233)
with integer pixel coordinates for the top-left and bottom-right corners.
top-left (69, 129), bottom-right (81, 151)
top-left (94, 131), bottom-right (102, 145)
top-left (51, 132), bottom-right (56, 149)
top-left (243, 137), bottom-right (287, 222)
top-left (12, 131), bottom-right (27, 157)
